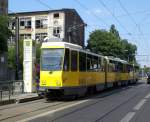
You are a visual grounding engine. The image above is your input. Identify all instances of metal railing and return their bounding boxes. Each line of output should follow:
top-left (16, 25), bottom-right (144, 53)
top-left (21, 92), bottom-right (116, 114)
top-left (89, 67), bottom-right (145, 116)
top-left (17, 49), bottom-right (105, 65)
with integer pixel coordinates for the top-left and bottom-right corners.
top-left (0, 80), bottom-right (24, 101)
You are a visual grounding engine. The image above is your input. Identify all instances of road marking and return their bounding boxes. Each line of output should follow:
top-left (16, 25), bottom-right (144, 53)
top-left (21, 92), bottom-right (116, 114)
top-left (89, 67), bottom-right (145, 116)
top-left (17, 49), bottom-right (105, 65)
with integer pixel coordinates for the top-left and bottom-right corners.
top-left (17, 99), bottom-right (89, 122)
top-left (120, 112), bottom-right (135, 122)
top-left (133, 99), bottom-right (146, 111)
top-left (144, 93), bottom-right (150, 99)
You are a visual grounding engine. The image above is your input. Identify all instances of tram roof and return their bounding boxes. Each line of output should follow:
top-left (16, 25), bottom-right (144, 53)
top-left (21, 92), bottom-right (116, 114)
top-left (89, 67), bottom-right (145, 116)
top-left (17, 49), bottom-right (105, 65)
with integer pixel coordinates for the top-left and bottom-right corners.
top-left (42, 42), bottom-right (82, 50)
top-left (107, 56), bottom-right (128, 64)
top-left (42, 42), bottom-right (104, 58)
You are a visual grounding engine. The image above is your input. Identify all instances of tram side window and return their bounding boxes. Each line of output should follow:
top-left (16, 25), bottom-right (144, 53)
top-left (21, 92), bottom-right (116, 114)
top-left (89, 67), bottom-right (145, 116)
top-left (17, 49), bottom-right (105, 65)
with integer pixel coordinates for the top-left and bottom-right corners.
top-left (79, 52), bottom-right (86, 71)
top-left (87, 58), bottom-right (91, 71)
top-left (100, 58), bottom-right (105, 71)
top-left (124, 64), bottom-right (128, 73)
top-left (118, 63), bottom-right (123, 72)
top-left (71, 50), bottom-right (78, 71)
top-left (98, 58), bottom-right (101, 71)
top-left (63, 49), bottom-right (70, 71)
top-left (109, 60), bottom-right (116, 72)
top-left (87, 54), bottom-right (92, 71)
top-left (127, 65), bottom-right (133, 72)
top-left (92, 56), bottom-right (98, 71)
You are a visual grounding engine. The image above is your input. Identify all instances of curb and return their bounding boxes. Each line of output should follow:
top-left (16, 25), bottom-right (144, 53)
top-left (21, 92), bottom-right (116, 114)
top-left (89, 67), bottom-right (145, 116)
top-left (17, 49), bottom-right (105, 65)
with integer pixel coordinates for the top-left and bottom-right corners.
top-left (0, 99), bottom-right (16, 106)
top-left (16, 96), bottom-right (43, 103)
top-left (0, 96), bottom-right (43, 106)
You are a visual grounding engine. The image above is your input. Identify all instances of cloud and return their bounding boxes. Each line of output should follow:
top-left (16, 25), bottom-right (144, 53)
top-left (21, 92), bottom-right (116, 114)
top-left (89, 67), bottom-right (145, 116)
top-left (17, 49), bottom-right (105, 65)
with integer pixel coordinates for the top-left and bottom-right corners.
top-left (94, 9), bottom-right (102, 14)
top-left (85, 8), bottom-right (109, 16)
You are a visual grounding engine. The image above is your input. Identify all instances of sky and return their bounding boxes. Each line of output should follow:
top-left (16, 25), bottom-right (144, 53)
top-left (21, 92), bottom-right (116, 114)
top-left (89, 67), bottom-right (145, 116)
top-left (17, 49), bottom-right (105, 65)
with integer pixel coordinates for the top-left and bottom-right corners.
top-left (9, 0), bottom-right (150, 67)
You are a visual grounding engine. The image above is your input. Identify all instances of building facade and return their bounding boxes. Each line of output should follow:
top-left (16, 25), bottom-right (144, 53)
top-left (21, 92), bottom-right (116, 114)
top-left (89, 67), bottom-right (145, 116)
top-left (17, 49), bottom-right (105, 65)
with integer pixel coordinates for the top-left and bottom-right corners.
top-left (9, 9), bottom-right (85, 47)
top-left (0, 0), bottom-right (8, 15)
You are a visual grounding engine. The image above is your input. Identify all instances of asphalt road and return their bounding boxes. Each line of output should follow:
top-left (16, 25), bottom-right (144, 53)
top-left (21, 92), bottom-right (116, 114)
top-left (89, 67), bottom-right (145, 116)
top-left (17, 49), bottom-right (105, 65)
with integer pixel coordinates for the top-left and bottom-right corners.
top-left (0, 80), bottom-right (150, 122)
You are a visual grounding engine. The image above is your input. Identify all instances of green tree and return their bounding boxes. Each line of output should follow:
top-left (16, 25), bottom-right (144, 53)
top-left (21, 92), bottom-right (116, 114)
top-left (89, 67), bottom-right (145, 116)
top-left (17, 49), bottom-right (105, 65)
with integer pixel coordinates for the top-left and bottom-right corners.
top-left (8, 40), bottom-right (41, 69)
top-left (8, 46), bottom-right (15, 68)
top-left (87, 24), bottom-right (137, 63)
top-left (0, 15), bottom-right (11, 53)
top-left (87, 29), bottom-right (122, 58)
top-left (121, 39), bottom-right (137, 62)
top-left (110, 24), bottom-right (120, 40)
top-left (8, 40), bottom-right (23, 69)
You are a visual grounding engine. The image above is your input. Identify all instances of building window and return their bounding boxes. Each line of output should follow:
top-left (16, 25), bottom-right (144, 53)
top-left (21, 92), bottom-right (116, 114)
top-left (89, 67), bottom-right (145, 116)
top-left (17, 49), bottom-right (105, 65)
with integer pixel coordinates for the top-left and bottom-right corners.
top-left (35, 18), bottom-right (47, 29)
top-left (20, 21), bottom-right (24, 26)
top-left (9, 21), bottom-right (16, 30)
top-left (20, 18), bottom-right (31, 29)
top-left (35, 33), bottom-right (48, 43)
top-left (54, 13), bottom-right (59, 18)
top-left (53, 27), bottom-right (61, 37)
top-left (20, 34), bottom-right (31, 40)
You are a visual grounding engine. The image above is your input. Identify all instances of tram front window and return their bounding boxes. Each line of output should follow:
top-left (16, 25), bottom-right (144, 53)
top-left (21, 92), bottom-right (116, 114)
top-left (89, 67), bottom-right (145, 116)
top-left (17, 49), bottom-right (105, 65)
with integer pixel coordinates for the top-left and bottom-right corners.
top-left (41, 49), bottom-right (64, 71)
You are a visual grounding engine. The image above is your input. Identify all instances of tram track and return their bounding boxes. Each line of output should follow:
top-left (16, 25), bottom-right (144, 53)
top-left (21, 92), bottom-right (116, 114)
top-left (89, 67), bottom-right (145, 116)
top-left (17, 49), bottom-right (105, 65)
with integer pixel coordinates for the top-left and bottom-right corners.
top-left (0, 86), bottom-right (127, 122)
top-left (47, 85), bottom-right (142, 122)
top-left (0, 83), bottom-right (144, 122)
top-left (0, 100), bottom-right (65, 121)
top-left (0, 99), bottom-right (45, 111)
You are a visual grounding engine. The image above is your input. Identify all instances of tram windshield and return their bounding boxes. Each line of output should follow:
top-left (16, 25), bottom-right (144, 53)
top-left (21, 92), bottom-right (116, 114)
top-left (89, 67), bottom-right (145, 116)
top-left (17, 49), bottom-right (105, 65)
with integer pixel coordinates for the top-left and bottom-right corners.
top-left (41, 49), bottom-right (64, 71)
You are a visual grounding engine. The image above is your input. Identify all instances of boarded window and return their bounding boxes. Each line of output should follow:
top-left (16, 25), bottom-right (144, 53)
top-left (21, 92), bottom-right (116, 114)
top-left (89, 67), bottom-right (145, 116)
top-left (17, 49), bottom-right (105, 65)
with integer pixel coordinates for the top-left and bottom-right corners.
top-left (54, 13), bottom-right (59, 18)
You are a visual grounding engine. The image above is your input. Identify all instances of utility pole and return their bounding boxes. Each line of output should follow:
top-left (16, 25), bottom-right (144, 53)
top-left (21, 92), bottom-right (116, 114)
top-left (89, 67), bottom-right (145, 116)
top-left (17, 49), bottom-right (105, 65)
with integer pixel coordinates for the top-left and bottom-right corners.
top-left (67, 23), bottom-right (87, 44)
top-left (15, 16), bottom-right (19, 80)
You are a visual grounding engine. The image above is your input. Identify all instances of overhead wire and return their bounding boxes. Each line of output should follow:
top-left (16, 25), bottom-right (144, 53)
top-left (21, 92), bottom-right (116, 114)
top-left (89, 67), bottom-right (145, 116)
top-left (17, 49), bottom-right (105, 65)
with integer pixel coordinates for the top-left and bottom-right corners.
top-left (34, 0), bottom-right (93, 38)
top-left (97, 0), bottom-right (129, 33)
top-left (116, 9), bottom-right (150, 18)
top-left (117, 0), bottom-right (149, 51)
top-left (97, 0), bottom-right (138, 45)
top-left (34, 0), bottom-right (52, 10)
top-left (74, 0), bottom-right (113, 45)
top-left (74, 0), bottom-right (109, 27)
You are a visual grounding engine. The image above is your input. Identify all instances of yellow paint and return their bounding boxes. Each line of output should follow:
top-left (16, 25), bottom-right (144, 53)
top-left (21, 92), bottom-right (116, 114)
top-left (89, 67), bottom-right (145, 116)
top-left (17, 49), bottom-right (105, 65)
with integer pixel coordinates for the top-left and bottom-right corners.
top-left (40, 44), bottom-right (135, 89)
top-left (40, 71), bottom-right (106, 87)
top-left (40, 71), bottom-right (63, 87)
top-left (40, 70), bottom-right (136, 88)
top-left (120, 73), bottom-right (129, 81)
top-left (107, 72), bottom-right (116, 83)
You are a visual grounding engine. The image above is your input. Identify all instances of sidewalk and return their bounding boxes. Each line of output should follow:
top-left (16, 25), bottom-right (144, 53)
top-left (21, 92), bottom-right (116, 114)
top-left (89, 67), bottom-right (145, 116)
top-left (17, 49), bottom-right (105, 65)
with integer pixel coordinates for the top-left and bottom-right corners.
top-left (0, 93), bottom-right (42, 106)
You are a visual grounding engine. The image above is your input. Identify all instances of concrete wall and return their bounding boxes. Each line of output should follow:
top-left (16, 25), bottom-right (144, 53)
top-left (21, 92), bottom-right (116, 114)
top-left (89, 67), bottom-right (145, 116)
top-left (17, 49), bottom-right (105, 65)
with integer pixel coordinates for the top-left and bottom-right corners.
top-left (48, 12), bottom-right (65, 40)
top-left (9, 9), bottom-right (85, 46)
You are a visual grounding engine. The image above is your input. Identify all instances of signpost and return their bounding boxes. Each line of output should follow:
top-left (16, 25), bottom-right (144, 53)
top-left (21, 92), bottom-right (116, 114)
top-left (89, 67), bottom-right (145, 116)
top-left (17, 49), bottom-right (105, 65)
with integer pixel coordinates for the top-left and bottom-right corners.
top-left (23, 39), bottom-right (36, 93)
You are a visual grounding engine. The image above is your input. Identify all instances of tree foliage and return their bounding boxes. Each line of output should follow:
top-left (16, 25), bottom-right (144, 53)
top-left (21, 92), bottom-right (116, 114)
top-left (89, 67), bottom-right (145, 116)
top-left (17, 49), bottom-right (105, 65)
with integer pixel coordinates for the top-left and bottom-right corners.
top-left (87, 24), bottom-right (137, 63)
top-left (8, 40), bottom-right (41, 69)
top-left (0, 15), bottom-right (12, 53)
top-left (8, 40), bottom-right (23, 69)
top-left (8, 46), bottom-right (15, 68)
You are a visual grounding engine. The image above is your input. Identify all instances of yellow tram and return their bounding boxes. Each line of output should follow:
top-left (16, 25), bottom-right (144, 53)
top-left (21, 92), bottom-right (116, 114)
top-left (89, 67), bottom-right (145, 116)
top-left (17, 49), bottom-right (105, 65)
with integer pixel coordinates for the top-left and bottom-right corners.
top-left (40, 42), bottom-right (139, 98)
